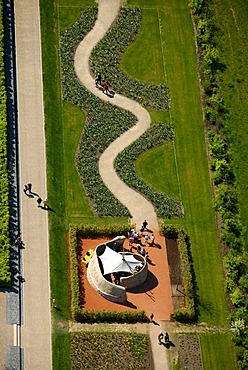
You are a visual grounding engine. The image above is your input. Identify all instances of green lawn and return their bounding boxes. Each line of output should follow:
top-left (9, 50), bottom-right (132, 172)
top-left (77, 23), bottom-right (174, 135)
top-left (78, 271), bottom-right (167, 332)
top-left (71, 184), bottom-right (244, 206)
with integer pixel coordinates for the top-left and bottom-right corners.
top-left (135, 142), bottom-right (181, 200)
top-left (200, 332), bottom-right (237, 370)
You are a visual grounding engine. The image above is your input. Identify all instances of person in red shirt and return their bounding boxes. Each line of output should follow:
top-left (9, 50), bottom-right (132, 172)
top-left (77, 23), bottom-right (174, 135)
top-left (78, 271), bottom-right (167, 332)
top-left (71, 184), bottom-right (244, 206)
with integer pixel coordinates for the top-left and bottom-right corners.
top-left (103, 81), bottom-right (109, 94)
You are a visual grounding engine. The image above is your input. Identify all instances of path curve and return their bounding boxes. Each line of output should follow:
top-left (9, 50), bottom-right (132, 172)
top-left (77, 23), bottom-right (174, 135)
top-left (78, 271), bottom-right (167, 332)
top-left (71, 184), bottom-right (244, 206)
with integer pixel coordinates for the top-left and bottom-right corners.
top-left (74, 0), bottom-right (159, 230)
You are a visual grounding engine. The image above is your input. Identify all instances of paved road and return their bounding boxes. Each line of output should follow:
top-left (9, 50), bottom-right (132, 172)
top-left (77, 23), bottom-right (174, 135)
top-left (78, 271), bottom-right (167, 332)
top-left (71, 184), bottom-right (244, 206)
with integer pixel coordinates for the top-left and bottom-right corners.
top-left (15, 0), bottom-right (52, 369)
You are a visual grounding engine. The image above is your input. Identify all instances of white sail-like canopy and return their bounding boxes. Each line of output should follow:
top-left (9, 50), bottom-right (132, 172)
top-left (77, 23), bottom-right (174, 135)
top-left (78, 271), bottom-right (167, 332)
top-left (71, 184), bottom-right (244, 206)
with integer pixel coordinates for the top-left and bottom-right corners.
top-left (98, 246), bottom-right (142, 275)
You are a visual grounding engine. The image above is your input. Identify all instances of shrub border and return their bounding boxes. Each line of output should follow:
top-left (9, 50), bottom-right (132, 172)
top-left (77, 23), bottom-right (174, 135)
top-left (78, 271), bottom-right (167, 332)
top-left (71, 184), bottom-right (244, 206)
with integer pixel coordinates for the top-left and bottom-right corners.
top-left (0, 0), bottom-right (11, 287)
top-left (188, 0), bottom-right (248, 367)
top-left (161, 224), bottom-right (196, 323)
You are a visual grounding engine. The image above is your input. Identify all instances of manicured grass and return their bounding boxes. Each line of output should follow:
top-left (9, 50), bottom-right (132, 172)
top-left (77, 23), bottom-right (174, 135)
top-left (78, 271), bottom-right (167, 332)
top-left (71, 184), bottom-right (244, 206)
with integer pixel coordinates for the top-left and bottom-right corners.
top-left (40, 1), bottom-right (78, 368)
top-left (148, 109), bottom-right (170, 124)
top-left (200, 332), bottom-right (237, 370)
top-left (63, 101), bottom-right (93, 221)
top-left (135, 142), bottom-right (180, 200)
top-left (120, 8), bottom-right (165, 84)
top-left (59, 0), bottom-right (95, 30)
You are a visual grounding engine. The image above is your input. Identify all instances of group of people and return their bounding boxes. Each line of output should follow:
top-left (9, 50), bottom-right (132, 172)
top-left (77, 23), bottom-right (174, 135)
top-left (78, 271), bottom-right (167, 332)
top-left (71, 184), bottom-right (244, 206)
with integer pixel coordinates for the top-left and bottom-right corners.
top-left (158, 331), bottom-right (170, 345)
top-left (95, 73), bottom-right (110, 95)
top-left (128, 220), bottom-right (155, 254)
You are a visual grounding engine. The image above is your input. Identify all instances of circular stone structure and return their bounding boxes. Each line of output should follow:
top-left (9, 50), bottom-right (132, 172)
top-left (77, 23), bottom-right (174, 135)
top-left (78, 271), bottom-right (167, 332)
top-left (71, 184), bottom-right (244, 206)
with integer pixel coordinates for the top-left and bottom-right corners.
top-left (87, 236), bottom-right (148, 303)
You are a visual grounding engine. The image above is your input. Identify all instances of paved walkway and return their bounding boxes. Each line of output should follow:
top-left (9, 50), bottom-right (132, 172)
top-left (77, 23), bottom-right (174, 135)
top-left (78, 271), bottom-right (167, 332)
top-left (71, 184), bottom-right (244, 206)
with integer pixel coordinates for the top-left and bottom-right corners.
top-left (14, 1), bottom-right (52, 369)
top-left (74, 0), bottom-right (158, 231)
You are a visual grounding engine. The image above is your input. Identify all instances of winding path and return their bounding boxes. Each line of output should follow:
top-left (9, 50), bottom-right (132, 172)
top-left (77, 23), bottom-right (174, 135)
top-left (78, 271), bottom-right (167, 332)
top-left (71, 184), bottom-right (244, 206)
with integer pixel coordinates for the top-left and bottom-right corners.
top-left (74, 0), bottom-right (159, 230)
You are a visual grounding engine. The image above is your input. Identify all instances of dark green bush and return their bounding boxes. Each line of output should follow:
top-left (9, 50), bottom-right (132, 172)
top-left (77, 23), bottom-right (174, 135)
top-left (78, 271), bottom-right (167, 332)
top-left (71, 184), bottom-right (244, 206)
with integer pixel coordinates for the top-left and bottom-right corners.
top-left (75, 309), bottom-right (147, 324)
top-left (161, 225), bottom-right (196, 322)
top-left (0, 1), bottom-right (11, 287)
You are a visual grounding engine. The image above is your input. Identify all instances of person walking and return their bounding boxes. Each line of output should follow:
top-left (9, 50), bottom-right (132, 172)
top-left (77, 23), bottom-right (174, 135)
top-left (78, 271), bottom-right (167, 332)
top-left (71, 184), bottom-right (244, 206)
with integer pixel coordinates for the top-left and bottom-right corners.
top-left (27, 183), bottom-right (32, 193)
top-left (37, 197), bottom-right (42, 207)
top-left (102, 81), bottom-right (109, 94)
top-left (144, 234), bottom-right (149, 244)
top-left (149, 313), bottom-right (154, 323)
top-left (164, 332), bottom-right (170, 342)
top-left (143, 220), bottom-right (148, 230)
top-left (158, 331), bottom-right (164, 345)
top-left (95, 72), bottom-right (101, 87)
top-left (150, 233), bottom-right (155, 246)
top-left (23, 184), bottom-right (29, 194)
top-left (43, 198), bottom-right (48, 209)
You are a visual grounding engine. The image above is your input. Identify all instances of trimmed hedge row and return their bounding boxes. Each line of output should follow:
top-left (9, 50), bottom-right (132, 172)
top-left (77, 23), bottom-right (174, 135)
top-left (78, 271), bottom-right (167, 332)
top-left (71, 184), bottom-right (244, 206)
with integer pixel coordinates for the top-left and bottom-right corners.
top-left (0, 1), bottom-right (11, 287)
top-left (69, 224), bottom-right (147, 323)
top-left (189, 0), bottom-right (248, 367)
top-left (115, 124), bottom-right (183, 218)
top-left (89, 7), bottom-right (169, 111)
top-left (161, 224), bottom-right (196, 322)
top-left (60, 6), bottom-right (176, 218)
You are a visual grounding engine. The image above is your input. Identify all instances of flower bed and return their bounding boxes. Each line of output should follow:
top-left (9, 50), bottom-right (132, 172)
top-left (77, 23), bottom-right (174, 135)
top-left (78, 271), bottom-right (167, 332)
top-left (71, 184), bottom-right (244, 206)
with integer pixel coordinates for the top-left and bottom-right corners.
top-left (115, 124), bottom-right (183, 218)
top-left (70, 332), bottom-right (153, 370)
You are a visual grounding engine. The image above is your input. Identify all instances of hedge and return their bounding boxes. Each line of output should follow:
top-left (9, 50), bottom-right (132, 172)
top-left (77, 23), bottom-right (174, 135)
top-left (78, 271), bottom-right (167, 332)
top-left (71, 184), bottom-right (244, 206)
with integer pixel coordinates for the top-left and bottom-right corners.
top-left (0, 0), bottom-right (11, 287)
top-left (161, 224), bottom-right (196, 322)
top-left (189, 0), bottom-right (248, 367)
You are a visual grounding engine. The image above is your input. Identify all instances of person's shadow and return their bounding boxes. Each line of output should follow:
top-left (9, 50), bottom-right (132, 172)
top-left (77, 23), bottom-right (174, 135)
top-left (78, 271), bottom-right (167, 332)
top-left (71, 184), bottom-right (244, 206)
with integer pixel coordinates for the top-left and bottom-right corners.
top-left (162, 340), bottom-right (175, 349)
top-left (150, 319), bottom-right (160, 326)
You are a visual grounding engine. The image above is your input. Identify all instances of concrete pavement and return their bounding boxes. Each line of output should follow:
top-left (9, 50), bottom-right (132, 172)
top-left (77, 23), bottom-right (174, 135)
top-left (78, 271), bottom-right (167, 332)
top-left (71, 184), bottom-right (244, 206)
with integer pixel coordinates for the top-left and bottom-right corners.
top-left (14, 0), bottom-right (52, 369)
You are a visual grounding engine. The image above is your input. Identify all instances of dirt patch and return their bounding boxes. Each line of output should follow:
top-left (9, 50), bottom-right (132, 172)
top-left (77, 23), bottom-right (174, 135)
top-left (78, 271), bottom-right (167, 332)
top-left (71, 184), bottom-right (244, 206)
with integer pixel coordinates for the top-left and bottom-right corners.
top-left (177, 334), bottom-right (203, 370)
top-left (165, 239), bottom-right (185, 311)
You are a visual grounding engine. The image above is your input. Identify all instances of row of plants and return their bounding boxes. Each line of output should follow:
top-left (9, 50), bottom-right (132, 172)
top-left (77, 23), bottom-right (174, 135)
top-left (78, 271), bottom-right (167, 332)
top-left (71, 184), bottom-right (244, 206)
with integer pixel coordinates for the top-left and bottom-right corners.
top-left (189, 0), bottom-right (248, 368)
top-left (89, 7), bottom-right (169, 111)
top-left (69, 224), bottom-right (147, 323)
top-left (161, 224), bottom-right (196, 323)
top-left (70, 332), bottom-right (153, 369)
top-left (60, 6), bottom-right (177, 218)
top-left (0, 0), bottom-right (11, 287)
top-left (115, 124), bottom-right (183, 218)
